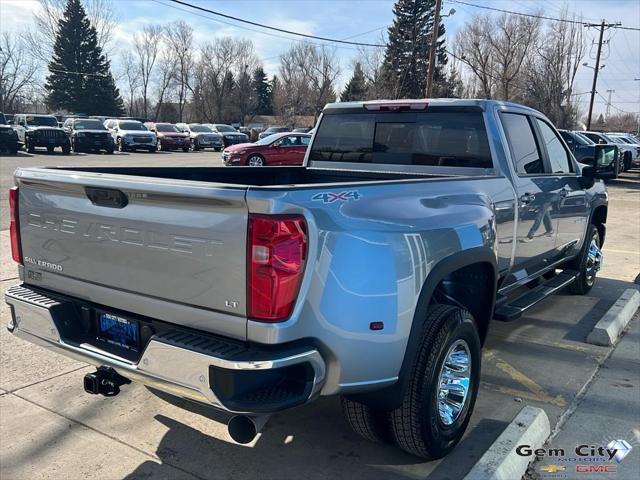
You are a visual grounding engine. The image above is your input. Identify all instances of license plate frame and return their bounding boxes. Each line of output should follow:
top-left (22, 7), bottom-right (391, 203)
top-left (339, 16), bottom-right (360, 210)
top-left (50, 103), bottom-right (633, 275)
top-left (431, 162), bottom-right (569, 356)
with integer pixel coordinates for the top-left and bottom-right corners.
top-left (96, 310), bottom-right (140, 351)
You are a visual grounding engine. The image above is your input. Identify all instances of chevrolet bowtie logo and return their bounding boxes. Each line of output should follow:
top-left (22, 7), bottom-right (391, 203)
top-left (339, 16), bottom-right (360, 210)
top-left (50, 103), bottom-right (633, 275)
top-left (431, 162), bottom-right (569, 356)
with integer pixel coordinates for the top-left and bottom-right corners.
top-left (540, 465), bottom-right (566, 473)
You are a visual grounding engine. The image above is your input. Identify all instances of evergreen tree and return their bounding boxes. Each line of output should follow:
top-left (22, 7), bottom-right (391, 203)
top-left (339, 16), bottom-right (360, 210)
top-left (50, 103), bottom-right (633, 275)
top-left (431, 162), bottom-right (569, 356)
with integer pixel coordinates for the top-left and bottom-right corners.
top-left (253, 67), bottom-right (272, 115)
top-left (46, 0), bottom-right (124, 115)
top-left (380, 0), bottom-right (448, 99)
top-left (340, 63), bottom-right (367, 102)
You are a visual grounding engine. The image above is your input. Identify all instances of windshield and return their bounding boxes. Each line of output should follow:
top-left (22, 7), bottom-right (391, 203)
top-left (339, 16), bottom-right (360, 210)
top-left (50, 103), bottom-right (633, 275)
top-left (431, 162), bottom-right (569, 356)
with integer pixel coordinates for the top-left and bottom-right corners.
top-left (309, 110), bottom-right (492, 169)
top-left (119, 121), bottom-right (147, 131)
top-left (190, 124), bottom-right (212, 133)
top-left (0, 114), bottom-right (5, 124)
top-left (26, 116), bottom-right (58, 127)
top-left (266, 127), bottom-right (286, 133)
top-left (572, 132), bottom-right (593, 144)
top-left (74, 119), bottom-right (106, 130)
top-left (215, 125), bottom-right (237, 132)
top-left (156, 124), bottom-right (179, 133)
top-left (254, 134), bottom-right (284, 145)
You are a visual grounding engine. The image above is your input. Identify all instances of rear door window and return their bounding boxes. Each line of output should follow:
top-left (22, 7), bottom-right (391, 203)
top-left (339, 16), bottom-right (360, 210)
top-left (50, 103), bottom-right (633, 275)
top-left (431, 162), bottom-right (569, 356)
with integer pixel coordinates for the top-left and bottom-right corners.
top-left (501, 113), bottom-right (544, 175)
top-left (309, 110), bottom-right (492, 168)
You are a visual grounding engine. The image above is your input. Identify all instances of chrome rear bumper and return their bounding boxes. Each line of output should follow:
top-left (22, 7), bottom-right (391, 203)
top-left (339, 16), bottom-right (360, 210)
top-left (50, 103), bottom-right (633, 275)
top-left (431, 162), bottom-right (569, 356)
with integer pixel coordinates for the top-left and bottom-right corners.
top-left (5, 284), bottom-right (325, 414)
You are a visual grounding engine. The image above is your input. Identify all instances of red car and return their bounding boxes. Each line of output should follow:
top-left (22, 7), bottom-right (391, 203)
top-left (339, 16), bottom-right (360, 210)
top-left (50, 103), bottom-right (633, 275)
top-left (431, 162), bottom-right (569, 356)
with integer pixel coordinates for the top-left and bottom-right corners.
top-left (144, 122), bottom-right (191, 152)
top-left (222, 132), bottom-right (311, 166)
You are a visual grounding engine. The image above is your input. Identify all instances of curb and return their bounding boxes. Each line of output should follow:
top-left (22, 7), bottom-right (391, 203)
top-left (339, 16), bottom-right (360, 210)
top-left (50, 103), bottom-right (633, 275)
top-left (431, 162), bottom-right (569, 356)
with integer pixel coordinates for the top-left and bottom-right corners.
top-left (464, 406), bottom-right (550, 480)
top-left (586, 289), bottom-right (640, 346)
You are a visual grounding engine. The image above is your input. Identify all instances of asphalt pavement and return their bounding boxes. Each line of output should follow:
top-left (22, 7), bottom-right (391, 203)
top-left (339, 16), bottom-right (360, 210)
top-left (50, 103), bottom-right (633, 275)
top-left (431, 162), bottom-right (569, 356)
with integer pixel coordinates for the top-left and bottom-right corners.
top-left (0, 150), bottom-right (638, 479)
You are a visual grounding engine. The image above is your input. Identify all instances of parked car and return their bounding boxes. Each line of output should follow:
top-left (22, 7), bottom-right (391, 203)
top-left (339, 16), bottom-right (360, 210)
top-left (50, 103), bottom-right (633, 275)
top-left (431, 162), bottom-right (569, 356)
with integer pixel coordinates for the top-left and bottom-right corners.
top-left (605, 133), bottom-right (640, 166)
top-left (104, 119), bottom-right (157, 152)
top-left (63, 118), bottom-right (114, 154)
top-left (258, 126), bottom-right (288, 140)
top-left (145, 122), bottom-right (191, 152)
top-left (559, 130), bottom-right (619, 176)
top-left (5, 99), bottom-right (611, 459)
top-left (581, 131), bottom-right (633, 171)
top-left (4, 113), bottom-right (14, 125)
top-left (0, 112), bottom-right (19, 154)
top-left (223, 132), bottom-right (311, 166)
top-left (293, 127), bottom-right (312, 133)
top-left (206, 124), bottom-right (249, 147)
top-left (175, 123), bottom-right (224, 151)
top-left (13, 114), bottom-right (70, 154)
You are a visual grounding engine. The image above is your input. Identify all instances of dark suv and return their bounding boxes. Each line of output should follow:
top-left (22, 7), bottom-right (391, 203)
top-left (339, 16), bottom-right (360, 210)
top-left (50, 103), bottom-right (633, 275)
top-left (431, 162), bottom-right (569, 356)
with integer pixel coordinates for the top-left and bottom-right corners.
top-left (0, 112), bottom-right (19, 154)
top-left (13, 114), bottom-right (71, 154)
top-left (63, 118), bottom-right (114, 153)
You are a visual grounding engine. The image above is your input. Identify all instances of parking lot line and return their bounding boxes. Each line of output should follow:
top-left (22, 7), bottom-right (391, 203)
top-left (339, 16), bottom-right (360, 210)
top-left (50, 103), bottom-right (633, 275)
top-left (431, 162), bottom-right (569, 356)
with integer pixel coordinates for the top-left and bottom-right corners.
top-left (483, 350), bottom-right (567, 407)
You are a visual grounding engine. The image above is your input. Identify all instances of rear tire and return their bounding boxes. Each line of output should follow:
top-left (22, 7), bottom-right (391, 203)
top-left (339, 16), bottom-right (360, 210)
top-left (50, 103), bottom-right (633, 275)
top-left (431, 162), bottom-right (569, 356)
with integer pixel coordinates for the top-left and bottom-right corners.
top-left (47, 146), bottom-right (55, 153)
top-left (117, 138), bottom-right (126, 152)
top-left (182, 146), bottom-right (190, 152)
top-left (26, 137), bottom-right (35, 153)
top-left (567, 225), bottom-right (601, 295)
top-left (388, 305), bottom-right (481, 459)
top-left (341, 397), bottom-right (392, 444)
top-left (62, 143), bottom-right (71, 155)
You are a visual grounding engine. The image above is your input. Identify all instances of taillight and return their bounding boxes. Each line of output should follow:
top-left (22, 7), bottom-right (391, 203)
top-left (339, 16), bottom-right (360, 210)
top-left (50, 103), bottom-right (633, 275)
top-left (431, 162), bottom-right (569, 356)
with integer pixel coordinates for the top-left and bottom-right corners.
top-left (9, 187), bottom-right (22, 264)
top-left (247, 214), bottom-right (307, 321)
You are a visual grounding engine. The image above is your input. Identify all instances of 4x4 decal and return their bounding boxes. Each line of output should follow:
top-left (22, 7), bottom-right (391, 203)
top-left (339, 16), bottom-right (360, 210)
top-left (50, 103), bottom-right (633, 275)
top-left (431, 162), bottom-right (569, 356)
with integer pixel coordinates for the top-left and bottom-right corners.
top-left (311, 191), bottom-right (361, 204)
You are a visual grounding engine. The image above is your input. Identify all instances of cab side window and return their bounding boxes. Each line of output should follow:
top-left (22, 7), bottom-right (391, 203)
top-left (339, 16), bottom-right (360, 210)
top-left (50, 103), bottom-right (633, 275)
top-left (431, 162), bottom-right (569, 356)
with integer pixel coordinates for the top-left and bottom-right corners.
top-left (535, 119), bottom-right (573, 174)
top-left (501, 113), bottom-right (544, 175)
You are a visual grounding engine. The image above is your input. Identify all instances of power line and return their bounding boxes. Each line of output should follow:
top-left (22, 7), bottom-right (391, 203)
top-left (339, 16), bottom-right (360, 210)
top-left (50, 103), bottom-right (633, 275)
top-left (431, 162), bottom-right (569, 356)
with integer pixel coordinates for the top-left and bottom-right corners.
top-left (447, 0), bottom-right (640, 31)
top-left (165, 0), bottom-right (385, 47)
top-left (596, 91), bottom-right (638, 114)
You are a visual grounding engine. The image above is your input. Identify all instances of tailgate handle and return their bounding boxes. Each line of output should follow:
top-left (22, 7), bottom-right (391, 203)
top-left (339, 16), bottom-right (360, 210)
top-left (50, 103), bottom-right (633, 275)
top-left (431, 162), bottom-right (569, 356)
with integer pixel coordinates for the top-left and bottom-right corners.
top-left (85, 187), bottom-right (128, 208)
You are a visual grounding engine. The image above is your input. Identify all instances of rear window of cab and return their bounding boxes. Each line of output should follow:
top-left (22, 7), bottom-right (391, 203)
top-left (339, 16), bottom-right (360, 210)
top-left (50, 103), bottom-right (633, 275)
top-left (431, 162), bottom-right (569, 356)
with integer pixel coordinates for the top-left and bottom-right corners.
top-left (309, 110), bottom-right (492, 169)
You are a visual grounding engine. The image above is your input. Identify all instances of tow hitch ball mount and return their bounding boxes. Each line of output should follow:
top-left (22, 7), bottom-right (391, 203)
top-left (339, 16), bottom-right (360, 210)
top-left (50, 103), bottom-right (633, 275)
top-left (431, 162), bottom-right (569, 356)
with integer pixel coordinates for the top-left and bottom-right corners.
top-left (83, 366), bottom-right (131, 397)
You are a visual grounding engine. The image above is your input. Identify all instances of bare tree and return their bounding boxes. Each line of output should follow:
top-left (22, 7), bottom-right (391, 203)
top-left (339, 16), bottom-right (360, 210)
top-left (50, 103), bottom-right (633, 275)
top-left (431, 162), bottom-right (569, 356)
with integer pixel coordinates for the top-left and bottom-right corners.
top-left (120, 51), bottom-right (140, 116)
top-left (133, 25), bottom-right (162, 119)
top-left (278, 43), bottom-right (340, 122)
top-left (193, 37), bottom-right (257, 123)
top-left (0, 33), bottom-right (39, 112)
top-left (153, 52), bottom-right (177, 121)
top-left (454, 15), bottom-right (496, 98)
top-left (488, 14), bottom-right (541, 101)
top-left (164, 21), bottom-right (193, 122)
top-left (522, 10), bottom-right (585, 127)
top-left (355, 39), bottom-right (386, 99)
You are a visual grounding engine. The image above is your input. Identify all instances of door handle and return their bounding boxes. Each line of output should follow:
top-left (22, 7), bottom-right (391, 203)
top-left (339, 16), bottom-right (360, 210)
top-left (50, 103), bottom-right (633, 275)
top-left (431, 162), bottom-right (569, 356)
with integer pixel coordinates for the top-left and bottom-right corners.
top-left (520, 193), bottom-right (536, 205)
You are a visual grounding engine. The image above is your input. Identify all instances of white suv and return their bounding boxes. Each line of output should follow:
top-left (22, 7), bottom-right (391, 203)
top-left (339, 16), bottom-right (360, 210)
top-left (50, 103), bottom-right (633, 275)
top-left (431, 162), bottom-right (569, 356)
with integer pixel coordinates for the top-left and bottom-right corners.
top-left (104, 119), bottom-right (157, 152)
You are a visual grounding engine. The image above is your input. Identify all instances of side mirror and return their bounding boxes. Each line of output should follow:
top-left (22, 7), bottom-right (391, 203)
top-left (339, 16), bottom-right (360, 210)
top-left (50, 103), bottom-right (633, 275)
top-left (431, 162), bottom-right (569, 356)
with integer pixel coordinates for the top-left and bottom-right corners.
top-left (583, 145), bottom-right (618, 180)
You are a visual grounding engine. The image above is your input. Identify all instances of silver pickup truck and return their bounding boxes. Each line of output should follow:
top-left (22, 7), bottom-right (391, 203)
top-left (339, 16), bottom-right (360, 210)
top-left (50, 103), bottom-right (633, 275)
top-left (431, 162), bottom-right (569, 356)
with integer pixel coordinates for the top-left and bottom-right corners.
top-left (5, 99), bottom-right (612, 458)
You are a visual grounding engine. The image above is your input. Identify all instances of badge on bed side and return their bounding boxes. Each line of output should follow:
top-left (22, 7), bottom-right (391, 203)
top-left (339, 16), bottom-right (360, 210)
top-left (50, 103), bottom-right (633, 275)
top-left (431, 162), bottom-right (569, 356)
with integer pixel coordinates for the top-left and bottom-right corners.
top-left (312, 191), bottom-right (361, 204)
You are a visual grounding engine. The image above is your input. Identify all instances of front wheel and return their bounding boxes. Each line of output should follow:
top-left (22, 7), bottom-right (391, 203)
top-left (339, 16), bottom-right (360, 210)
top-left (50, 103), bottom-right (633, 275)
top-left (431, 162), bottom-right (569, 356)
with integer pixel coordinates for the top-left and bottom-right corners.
top-left (214, 147), bottom-right (222, 152)
top-left (117, 138), bottom-right (126, 152)
top-left (156, 141), bottom-right (163, 151)
top-left (26, 137), bottom-right (35, 153)
top-left (389, 305), bottom-right (481, 459)
top-left (61, 143), bottom-right (71, 155)
top-left (567, 225), bottom-right (602, 295)
top-left (182, 146), bottom-right (190, 152)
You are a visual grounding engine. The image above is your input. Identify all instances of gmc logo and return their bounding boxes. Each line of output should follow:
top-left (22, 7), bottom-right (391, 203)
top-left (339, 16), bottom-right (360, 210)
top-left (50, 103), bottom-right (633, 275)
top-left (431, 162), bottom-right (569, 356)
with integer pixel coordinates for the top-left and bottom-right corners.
top-left (576, 465), bottom-right (617, 473)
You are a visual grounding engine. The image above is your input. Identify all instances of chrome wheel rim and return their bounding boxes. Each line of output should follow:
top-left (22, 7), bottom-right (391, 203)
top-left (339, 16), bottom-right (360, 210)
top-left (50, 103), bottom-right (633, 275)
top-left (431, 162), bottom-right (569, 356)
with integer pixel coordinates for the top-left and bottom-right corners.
top-left (437, 340), bottom-right (472, 426)
top-left (248, 156), bottom-right (263, 166)
top-left (585, 236), bottom-right (602, 286)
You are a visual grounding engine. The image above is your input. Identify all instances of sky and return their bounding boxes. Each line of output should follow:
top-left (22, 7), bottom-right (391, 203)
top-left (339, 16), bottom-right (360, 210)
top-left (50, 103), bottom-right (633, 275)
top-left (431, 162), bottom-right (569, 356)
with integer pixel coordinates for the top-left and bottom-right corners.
top-left (1, 0), bottom-right (639, 117)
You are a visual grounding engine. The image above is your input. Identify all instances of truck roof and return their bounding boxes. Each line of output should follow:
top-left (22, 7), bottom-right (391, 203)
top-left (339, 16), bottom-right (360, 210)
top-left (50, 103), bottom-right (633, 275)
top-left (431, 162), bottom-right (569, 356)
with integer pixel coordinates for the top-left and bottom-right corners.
top-left (324, 98), bottom-right (543, 115)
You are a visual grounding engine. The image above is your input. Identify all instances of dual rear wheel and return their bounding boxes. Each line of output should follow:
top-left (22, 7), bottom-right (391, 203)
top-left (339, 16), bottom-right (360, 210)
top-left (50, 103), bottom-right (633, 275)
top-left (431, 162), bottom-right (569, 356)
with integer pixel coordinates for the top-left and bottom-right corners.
top-left (342, 305), bottom-right (481, 459)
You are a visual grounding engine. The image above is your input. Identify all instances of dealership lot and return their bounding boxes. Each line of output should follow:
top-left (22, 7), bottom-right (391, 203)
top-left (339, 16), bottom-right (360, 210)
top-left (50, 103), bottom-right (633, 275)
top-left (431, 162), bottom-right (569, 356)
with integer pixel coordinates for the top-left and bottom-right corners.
top-left (0, 151), bottom-right (638, 479)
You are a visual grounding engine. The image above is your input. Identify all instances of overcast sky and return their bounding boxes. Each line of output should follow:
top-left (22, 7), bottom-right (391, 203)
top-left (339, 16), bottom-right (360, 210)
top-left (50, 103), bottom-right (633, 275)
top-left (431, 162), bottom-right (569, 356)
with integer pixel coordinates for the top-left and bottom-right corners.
top-left (1, 0), bottom-right (638, 117)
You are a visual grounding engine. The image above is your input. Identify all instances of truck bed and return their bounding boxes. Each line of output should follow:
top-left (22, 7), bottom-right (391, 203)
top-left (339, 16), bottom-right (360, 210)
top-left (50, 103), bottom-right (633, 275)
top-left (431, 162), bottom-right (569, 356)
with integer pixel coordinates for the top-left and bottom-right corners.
top-left (44, 165), bottom-right (450, 186)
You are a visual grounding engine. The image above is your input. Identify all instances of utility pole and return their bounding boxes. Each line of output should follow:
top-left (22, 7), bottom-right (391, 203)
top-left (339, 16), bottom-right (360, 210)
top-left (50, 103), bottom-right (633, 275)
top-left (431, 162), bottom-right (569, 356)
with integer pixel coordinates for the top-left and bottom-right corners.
top-left (586, 21), bottom-right (605, 130)
top-left (605, 89), bottom-right (615, 117)
top-left (584, 21), bottom-right (620, 129)
top-left (426, 0), bottom-right (443, 98)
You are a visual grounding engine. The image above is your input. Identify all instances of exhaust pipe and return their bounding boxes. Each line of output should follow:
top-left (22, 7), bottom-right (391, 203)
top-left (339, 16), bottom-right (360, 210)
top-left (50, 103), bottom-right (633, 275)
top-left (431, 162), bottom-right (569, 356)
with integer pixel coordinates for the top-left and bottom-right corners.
top-left (84, 367), bottom-right (130, 397)
top-left (227, 415), bottom-right (270, 444)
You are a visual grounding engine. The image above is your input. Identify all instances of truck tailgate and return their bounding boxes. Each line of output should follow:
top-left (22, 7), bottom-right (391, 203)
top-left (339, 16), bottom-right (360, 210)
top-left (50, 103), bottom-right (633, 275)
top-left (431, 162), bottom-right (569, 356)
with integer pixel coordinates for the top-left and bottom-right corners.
top-left (15, 169), bottom-right (248, 339)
